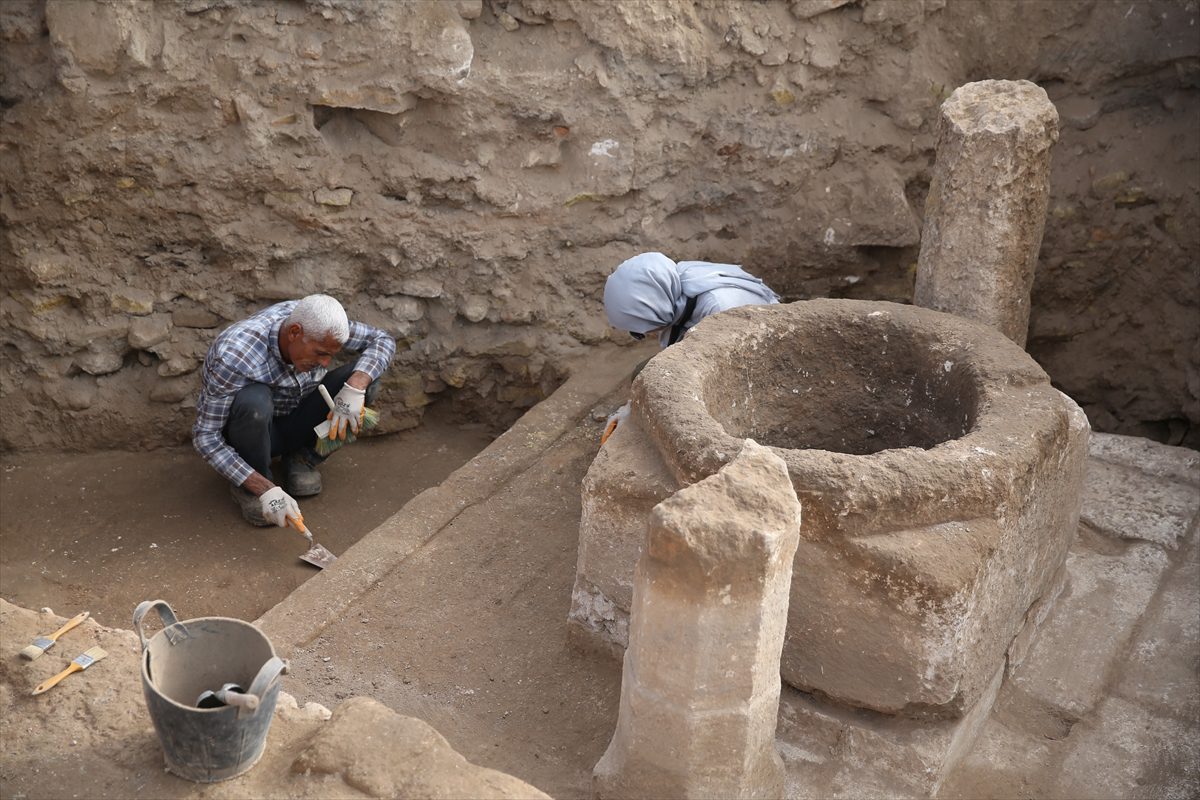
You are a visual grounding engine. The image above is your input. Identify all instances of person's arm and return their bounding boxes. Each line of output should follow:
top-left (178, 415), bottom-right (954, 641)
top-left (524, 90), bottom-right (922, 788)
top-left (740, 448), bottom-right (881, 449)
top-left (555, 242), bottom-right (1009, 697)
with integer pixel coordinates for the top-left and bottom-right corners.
top-left (192, 356), bottom-right (264, 490)
top-left (342, 319), bottom-right (396, 390)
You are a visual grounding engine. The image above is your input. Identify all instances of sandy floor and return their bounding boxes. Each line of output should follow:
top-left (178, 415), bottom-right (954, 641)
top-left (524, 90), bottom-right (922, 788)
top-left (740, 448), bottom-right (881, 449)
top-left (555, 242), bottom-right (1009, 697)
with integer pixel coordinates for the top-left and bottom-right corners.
top-left (281, 416), bottom-right (624, 798)
top-left (0, 411), bottom-right (495, 627)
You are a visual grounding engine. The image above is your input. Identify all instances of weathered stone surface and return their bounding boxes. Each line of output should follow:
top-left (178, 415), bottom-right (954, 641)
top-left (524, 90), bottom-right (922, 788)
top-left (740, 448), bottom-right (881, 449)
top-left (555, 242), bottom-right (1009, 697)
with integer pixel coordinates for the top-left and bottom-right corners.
top-left (572, 299), bottom-right (1090, 717)
top-left (996, 539), bottom-right (1170, 735)
top-left (128, 314), bottom-right (171, 349)
top-left (75, 344), bottom-right (127, 376)
top-left (914, 80), bottom-right (1060, 348)
top-left (594, 441), bottom-right (799, 800)
top-left (1081, 458), bottom-right (1199, 550)
top-left (314, 187), bottom-right (354, 207)
top-left (777, 666), bottom-right (1004, 799)
top-left (1050, 696), bottom-right (1200, 800)
top-left (109, 288), bottom-right (156, 316)
top-left (171, 307), bottom-right (222, 329)
top-left (569, 412), bottom-right (679, 645)
top-left (1088, 431), bottom-right (1200, 487)
top-left (790, 0), bottom-right (855, 20)
top-left (294, 697), bottom-right (549, 799)
top-left (1113, 551), bottom-right (1200, 723)
top-left (45, 0), bottom-right (151, 76)
top-left (459, 294), bottom-right (490, 322)
top-left (1055, 95), bottom-right (1102, 130)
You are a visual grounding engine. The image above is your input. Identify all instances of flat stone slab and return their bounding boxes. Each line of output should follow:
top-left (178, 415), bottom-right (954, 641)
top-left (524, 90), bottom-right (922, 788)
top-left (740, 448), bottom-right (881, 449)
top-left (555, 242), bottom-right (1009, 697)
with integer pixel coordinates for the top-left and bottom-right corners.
top-left (1050, 695), bottom-right (1200, 800)
top-left (1088, 432), bottom-right (1200, 486)
top-left (997, 537), bottom-right (1171, 734)
top-left (1081, 435), bottom-right (1200, 549)
top-left (1113, 535), bottom-right (1200, 723)
top-left (777, 667), bottom-right (1004, 799)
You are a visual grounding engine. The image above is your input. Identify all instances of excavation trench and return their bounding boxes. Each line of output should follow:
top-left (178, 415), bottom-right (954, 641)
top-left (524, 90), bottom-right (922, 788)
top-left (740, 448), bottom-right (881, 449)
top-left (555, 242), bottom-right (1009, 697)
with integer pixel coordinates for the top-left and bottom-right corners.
top-left (0, 403), bottom-right (496, 628)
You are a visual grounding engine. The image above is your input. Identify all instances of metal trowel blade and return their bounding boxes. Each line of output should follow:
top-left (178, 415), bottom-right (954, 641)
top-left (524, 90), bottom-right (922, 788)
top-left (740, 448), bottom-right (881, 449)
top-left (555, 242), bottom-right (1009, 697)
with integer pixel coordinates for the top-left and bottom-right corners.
top-left (300, 542), bottom-right (337, 569)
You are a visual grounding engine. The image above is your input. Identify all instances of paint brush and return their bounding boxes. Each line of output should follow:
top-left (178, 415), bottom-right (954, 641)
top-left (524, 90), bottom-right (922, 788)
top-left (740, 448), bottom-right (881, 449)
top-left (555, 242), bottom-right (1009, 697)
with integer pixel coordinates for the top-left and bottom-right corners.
top-left (19, 611), bottom-right (90, 661)
top-left (31, 646), bottom-right (108, 696)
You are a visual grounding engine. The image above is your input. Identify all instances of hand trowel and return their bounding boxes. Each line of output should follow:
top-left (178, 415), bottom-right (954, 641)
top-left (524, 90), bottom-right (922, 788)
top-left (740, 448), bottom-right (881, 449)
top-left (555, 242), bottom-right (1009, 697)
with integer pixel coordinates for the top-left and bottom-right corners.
top-left (288, 517), bottom-right (338, 569)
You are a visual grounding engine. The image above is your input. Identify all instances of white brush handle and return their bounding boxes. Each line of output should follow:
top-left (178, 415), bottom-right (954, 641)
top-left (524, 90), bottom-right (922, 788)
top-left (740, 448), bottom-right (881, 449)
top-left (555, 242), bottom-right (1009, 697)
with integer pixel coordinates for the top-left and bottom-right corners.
top-left (313, 385), bottom-right (337, 440)
top-left (318, 384), bottom-right (336, 411)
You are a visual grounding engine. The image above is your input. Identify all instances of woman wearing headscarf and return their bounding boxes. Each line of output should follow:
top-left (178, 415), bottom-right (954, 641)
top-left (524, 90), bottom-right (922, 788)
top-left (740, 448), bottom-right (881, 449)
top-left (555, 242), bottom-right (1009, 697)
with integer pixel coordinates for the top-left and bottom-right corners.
top-left (599, 252), bottom-right (780, 441)
top-left (603, 252), bottom-right (779, 348)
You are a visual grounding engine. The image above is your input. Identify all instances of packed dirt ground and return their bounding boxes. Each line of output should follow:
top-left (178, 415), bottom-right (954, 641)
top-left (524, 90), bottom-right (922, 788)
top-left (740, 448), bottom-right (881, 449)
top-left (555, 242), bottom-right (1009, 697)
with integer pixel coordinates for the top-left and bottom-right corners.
top-left (0, 408), bottom-right (494, 627)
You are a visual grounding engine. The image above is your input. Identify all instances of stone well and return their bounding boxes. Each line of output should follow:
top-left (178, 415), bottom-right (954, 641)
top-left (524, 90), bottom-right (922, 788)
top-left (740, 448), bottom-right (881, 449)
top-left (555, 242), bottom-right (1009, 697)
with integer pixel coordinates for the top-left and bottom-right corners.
top-left (570, 299), bottom-right (1090, 717)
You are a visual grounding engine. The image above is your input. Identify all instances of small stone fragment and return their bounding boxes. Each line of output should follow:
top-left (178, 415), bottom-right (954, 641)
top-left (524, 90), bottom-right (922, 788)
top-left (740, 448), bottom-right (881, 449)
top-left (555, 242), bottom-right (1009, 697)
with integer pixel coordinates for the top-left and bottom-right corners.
top-left (128, 314), bottom-right (171, 349)
top-left (1056, 95), bottom-right (1102, 131)
top-left (314, 187), bottom-right (354, 207)
top-left (75, 346), bottom-right (125, 376)
top-left (460, 295), bottom-right (489, 322)
top-left (157, 356), bottom-right (200, 377)
top-left (172, 308), bottom-right (221, 329)
top-left (110, 288), bottom-right (155, 316)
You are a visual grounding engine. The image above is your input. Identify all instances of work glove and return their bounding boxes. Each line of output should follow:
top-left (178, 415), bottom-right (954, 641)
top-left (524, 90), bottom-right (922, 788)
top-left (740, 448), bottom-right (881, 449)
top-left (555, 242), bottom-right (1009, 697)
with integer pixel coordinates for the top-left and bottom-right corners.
top-left (328, 384), bottom-right (366, 440)
top-left (600, 401), bottom-right (631, 445)
top-left (259, 486), bottom-right (302, 529)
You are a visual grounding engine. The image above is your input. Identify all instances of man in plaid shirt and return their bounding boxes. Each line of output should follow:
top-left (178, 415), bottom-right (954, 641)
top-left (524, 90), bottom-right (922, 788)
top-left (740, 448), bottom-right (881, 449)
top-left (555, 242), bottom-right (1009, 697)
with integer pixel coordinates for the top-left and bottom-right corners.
top-left (193, 294), bottom-right (395, 528)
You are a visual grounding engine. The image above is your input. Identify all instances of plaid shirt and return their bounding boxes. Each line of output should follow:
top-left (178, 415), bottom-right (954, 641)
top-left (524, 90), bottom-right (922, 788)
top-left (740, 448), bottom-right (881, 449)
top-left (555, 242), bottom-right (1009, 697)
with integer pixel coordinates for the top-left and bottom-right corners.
top-left (193, 301), bottom-right (396, 485)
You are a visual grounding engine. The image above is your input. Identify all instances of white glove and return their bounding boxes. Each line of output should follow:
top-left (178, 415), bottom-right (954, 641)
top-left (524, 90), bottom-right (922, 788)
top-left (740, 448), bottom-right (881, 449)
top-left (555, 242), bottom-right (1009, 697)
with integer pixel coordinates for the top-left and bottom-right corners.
top-left (329, 384), bottom-right (366, 440)
top-left (259, 486), bottom-right (302, 529)
top-left (600, 401), bottom-right (631, 445)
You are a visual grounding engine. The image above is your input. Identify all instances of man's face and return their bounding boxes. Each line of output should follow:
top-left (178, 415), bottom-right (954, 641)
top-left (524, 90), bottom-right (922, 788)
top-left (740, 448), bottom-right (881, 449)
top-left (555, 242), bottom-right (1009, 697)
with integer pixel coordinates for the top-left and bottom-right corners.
top-left (283, 325), bottom-right (341, 372)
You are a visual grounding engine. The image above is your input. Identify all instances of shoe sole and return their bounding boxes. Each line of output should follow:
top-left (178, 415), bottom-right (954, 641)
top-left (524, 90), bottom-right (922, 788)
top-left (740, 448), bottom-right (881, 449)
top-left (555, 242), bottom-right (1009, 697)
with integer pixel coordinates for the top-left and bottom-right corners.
top-left (287, 481), bottom-right (322, 498)
top-left (230, 485), bottom-right (273, 527)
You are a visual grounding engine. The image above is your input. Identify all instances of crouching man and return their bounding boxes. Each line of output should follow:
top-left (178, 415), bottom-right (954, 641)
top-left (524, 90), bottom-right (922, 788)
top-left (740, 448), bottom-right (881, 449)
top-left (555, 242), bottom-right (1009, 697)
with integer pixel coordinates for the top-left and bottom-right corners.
top-left (192, 294), bottom-right (396, 528)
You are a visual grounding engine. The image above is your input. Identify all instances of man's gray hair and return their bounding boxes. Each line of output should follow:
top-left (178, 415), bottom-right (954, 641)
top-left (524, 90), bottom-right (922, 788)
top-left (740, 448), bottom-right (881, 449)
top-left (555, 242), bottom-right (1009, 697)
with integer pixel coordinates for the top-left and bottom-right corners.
top-left (284, 294), bottom-right (350, 344)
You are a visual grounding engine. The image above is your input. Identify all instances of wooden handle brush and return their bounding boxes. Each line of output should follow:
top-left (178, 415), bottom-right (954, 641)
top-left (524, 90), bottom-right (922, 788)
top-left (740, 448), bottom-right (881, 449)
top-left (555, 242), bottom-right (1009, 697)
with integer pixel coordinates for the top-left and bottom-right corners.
top-left (20, 611), bottom-right (90, 660)
top-left (31, 646), bottom-right (108, 696)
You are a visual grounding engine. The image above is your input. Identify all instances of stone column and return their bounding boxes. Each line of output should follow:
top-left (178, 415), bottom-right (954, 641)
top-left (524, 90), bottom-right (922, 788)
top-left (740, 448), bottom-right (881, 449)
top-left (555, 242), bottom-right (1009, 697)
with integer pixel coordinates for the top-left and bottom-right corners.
top-left (593, 441), bottom-right (801, 800)
top-left (913, 79), bottom-right (1060, 348)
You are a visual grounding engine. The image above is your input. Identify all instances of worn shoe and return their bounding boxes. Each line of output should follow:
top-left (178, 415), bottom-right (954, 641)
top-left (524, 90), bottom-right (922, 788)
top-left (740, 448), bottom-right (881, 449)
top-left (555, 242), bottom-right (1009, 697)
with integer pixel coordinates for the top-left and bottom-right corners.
top-left (229, 484), bottom-right (271, 527)
top-left (285, 452), bottom-right (323, 497)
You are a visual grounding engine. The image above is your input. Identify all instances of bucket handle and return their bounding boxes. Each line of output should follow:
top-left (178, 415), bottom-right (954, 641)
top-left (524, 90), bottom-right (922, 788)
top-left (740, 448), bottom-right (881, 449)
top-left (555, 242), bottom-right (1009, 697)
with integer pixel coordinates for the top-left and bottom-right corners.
top-left (236, 656), bottom-right (289, 719)
top-left (132, 599), bottom-right (187, 652)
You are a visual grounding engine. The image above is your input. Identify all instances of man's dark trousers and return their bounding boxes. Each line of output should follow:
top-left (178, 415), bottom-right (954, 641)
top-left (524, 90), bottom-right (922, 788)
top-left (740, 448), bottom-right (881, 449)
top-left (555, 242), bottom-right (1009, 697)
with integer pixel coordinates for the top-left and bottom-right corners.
top-left (223, 363), bottom-right (381, 479)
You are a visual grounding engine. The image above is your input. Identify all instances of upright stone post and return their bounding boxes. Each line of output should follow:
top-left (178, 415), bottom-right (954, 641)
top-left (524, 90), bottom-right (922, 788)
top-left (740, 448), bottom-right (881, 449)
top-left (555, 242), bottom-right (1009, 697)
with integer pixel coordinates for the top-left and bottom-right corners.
top-left (913, 79), bottom-right (1060, 348)
top-left (593, 440), bottom-right (801, 800)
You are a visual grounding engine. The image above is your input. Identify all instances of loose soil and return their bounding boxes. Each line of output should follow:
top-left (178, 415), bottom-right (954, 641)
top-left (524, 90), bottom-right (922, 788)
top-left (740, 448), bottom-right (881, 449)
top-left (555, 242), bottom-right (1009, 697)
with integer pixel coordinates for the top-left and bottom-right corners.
top-left (0, 411), bottom-right (495, 628)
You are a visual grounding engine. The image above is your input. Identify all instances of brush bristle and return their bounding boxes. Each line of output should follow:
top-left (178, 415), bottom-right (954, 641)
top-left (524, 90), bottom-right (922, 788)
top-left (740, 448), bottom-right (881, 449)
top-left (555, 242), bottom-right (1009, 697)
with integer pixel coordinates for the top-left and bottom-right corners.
top-left (78, 646), bottom-right (107, 664)
top-left (18, 644), bottom-right (43, 660)
top-left (313, 407), bottom-right (381, 457)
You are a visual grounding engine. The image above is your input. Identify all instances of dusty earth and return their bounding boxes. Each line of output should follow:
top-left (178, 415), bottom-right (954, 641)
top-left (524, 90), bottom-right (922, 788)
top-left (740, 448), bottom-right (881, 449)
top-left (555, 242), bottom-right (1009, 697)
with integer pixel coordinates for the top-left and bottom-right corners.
top-left (0, 409), bottom-right (494, 627)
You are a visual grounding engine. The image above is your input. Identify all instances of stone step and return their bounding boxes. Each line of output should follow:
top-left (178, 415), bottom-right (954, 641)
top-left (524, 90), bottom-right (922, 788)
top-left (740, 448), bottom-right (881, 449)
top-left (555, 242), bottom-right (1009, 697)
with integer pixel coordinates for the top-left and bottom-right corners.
top-left (995, 532), bottom-right (1170, 737)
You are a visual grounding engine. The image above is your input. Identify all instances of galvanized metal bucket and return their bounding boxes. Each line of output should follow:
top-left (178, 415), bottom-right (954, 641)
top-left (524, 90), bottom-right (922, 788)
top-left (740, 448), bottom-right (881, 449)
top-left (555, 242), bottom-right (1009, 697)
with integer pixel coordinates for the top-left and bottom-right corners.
top-left (134, 600), bottom-right (287, 783)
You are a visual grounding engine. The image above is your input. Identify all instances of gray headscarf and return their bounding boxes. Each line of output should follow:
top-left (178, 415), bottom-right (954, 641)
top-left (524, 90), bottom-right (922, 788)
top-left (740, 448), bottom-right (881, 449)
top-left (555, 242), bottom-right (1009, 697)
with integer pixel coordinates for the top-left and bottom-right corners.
top-left (603, 252), bottom-right (778, 342)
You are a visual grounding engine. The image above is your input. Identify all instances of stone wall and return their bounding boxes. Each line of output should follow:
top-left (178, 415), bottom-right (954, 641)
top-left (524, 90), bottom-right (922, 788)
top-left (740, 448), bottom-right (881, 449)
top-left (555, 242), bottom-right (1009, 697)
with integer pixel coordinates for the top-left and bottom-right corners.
top-left (1, 0), bottom-right (1196, 451)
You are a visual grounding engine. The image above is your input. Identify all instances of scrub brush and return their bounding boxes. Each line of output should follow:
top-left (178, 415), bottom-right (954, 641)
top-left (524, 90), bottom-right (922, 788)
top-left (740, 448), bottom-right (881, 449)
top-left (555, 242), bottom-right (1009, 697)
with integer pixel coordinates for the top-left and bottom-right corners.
top-left (313, 384), bottom-right (380, 457)
top-left (19, 611), bottom-right (90, 660)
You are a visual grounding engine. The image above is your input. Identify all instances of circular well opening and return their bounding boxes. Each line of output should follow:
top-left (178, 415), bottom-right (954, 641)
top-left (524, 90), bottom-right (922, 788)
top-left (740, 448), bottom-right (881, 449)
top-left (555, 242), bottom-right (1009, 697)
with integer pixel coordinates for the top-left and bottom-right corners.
top-left (702, 319), bottom-right (979, 455)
